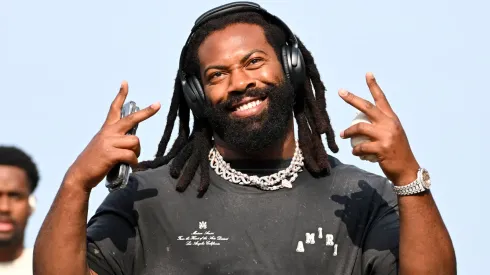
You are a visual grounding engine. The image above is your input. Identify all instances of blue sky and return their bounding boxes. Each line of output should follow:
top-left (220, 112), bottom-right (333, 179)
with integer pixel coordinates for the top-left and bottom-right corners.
top-left (1, 0), bottom-right (487, 273)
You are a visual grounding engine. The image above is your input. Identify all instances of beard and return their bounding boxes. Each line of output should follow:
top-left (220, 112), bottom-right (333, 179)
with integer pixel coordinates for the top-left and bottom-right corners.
top-left (0, 219), bottom-right (22, 247)
top-left (204, 80), bottom-right (295, 154)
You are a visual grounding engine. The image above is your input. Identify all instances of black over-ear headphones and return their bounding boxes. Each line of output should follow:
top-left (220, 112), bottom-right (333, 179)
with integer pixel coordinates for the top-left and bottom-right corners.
top-left (179, 1), bottom-right (306, 118)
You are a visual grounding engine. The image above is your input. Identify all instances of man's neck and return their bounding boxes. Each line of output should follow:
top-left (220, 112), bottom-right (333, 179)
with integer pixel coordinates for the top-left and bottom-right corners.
top-left (214, 123), bottom-right (296, 161)
top-left (0, 242), bottom-right (24, 263)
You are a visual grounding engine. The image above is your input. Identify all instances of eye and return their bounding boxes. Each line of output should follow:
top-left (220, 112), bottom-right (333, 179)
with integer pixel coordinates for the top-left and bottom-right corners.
top-left (212, 71), bottom-right (223, 78)
top-left (8, 192), bottom-right (23, 200)
top-left (247, 57), bottom-right (264, 68)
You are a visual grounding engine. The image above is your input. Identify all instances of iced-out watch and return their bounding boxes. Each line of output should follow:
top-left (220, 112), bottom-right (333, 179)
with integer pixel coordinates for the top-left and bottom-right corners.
top-left (392, 168), bottom-right (431, 196)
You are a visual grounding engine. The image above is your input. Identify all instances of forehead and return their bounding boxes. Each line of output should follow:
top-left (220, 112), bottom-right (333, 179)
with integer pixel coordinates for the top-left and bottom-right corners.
top-left (0, 165), bottom-right (30, 192)
top-left (197, 23), bottom-right (273, 66)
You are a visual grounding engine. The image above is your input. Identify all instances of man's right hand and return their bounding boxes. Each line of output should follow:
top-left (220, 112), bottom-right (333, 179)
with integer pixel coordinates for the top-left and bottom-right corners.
top-left (64, 81), bottom-right (161, 191)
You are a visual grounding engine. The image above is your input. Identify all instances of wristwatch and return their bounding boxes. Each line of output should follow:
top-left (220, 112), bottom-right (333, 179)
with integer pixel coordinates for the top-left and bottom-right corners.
top-left (392, 168), bottom-right (431, 196)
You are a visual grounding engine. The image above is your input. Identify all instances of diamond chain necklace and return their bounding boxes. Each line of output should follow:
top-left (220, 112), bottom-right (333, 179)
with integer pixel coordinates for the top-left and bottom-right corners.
top-left (208, 140), bottom-right (305, 191)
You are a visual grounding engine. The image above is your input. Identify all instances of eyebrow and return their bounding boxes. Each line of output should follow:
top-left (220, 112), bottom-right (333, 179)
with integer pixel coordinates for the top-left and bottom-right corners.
top-left (203, 49), bottom-right (267, 74)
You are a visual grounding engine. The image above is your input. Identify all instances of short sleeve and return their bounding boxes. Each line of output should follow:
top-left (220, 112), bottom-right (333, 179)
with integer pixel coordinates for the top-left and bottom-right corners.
top-left (86, 176), bottom-right (140, 275)
top-left (361, 179), bottom-right (400, 275)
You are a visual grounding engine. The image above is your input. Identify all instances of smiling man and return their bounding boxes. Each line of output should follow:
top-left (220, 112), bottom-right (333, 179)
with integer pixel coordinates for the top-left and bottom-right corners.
top-left (34, 2), bottom-right (456, 275)
top-left (0, 146), bottom-right (39, 275)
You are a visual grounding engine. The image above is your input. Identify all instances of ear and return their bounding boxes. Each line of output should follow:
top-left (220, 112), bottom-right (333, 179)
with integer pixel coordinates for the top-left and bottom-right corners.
top-left (28, 195), bottom-right (36, 215)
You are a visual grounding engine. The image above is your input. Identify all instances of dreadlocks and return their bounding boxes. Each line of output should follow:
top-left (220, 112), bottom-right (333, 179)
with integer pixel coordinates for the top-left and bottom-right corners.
top-left (136, 11), bottom-right (339, 198)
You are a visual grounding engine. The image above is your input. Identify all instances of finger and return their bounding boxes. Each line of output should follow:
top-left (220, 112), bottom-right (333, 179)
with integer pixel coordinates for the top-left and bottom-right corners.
top-left (365, 72), bottom-right (394, 115)
top-left (110, 135), bottom-right (141, 157)
top-left (115, 102), bottom-right (161, 133)
top-left (340, 122), bottom-right (381, 140)
top-left (112, 149), bottom-right (139, 169)
top-left (104, 81), bottom-right (129, 126)
top-left (331, 195), bottom-right (349, 204)
top-left (338, 89), bottom-right (385, 121)
top-left (351, 141), bottom-right (380, 156)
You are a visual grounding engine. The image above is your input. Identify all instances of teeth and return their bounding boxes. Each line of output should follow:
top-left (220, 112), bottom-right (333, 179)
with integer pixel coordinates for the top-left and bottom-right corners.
top-left (236, 100), bottom-right (263, 112)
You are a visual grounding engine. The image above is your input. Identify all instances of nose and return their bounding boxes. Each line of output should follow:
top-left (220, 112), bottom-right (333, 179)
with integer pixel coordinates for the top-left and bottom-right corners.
top-left (227, 68), bottom-right (256, 95)
top-left (0, 195), bottom-right (10, 214)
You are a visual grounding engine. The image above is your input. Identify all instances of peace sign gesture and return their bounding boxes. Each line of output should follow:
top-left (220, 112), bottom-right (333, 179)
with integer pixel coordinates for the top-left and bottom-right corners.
top-left (64, 81), bottom-right (161, 191)
top-left (339, 72), bottom-right (420, 186)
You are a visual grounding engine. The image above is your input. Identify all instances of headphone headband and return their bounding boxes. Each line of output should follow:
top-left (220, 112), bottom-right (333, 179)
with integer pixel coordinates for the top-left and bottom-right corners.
top-left (179, 1), bottom-right (306, 119)
top-left (193, 2), bottom-right (261, 31)
top-left (179, 1), bottom-right (299, 81)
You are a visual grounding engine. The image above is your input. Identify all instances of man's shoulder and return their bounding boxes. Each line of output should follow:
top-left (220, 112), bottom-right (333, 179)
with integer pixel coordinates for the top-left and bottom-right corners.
top-left (94, 164), bottom-right (177, 212)
top-left (130, 162), bottom-right (176, 190)
top-left (327, 156), bottom-right (393, 196)
top-left (324, 156), bottom-right (398, 218)
top-left (332, 157), bottom-right (388, 183)
top-left (0, 248), bottom-right (33, 272)
top-left (20, 248), bottom-right (33, 262)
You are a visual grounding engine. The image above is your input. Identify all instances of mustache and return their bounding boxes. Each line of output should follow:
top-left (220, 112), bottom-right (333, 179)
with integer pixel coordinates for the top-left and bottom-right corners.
top-left (217, 86), bottom-right (274, 110)
top-left (0, 215), bottom-right (15, 225)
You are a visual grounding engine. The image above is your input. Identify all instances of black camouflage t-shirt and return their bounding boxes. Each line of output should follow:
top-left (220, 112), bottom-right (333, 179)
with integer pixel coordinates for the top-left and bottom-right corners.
top-left (86, 156), bottom-right (399, 275)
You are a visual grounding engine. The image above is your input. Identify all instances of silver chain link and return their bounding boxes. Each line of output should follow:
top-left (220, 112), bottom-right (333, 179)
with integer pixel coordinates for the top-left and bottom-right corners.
top-left (208, 140), bottom-right (305, 190)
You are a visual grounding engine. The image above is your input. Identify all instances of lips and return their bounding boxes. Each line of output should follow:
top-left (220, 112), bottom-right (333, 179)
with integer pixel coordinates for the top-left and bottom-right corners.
top-left (234, 99), bottom-right (264, 112)
top-left (230, 96), bottom-right (267, 112)
top-left (0, 221), bottom-right (14, 232)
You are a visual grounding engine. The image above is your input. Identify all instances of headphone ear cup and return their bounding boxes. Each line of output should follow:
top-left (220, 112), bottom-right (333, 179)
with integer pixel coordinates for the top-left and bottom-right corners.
top-left (28, 195), bottom-right (36, 213)
top-left (281, 45), bottom-right (292, 82)
top-left (181, 76), bottom-right (206, 118)
top-left (182, 78), bottom-right (198, 113)
top-left (290, 47), bottom-right (306, 90)
top-left (190, 76), bottom-right (205, 103)
top-left (188, 76), bottom-right (205, 117)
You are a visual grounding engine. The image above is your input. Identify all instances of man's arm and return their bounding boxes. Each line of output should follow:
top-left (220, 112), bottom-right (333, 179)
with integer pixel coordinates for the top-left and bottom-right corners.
top-left (396, 177), bottom-right (456, 274)
top-left (360, 177), bottom-right (456, 275)
top-left (33, 178), bottom-right (97, 275)
top-left (34, 173), bottom-right (140, 275)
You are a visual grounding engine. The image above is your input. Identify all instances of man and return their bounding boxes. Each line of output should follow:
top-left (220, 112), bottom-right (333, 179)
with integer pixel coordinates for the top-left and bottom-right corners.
top-left (34, 2), bottom-right (456, 275)
top-left (0, 146), bottom-right (39, 275)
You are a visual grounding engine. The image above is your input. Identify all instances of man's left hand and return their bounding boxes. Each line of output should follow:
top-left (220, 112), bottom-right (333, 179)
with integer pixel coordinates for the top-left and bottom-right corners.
top-left (339, 72), bottom-right (420, 186)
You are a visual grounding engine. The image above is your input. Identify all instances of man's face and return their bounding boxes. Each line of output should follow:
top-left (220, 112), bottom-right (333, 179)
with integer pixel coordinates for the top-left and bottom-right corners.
top-left (0, 165), bottom-right (31, 246)
top-left (198, 23), bottom-right (294, 153)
